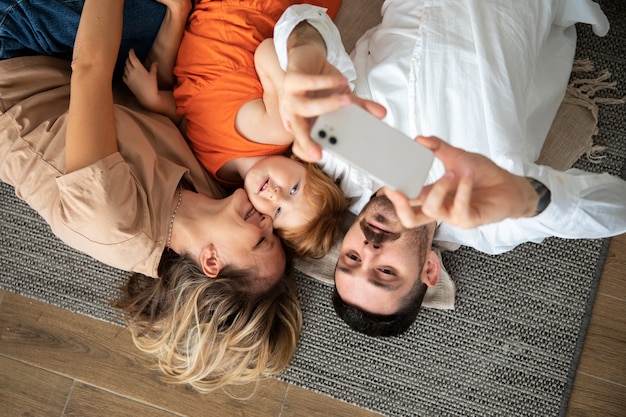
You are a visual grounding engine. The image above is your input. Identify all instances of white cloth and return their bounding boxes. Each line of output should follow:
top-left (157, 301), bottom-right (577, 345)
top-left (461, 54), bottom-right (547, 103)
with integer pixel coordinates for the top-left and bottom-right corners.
top-left (274, 4), bottom-right (357, 91)
top-left (316, 150), bottom-right (381, 215)
top-left (274, 0), bottom-right (626, 256)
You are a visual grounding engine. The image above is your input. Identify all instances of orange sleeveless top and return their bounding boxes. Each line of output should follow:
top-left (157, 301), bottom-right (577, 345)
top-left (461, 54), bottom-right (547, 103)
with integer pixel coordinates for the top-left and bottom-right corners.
top-left (173, 0), bottom-right (341, 186)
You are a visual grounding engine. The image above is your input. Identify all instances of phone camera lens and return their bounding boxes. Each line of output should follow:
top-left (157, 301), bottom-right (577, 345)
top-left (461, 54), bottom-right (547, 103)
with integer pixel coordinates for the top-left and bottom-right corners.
top-left (318, 130), bottom-right (327, 139)
top-left (329, 137), bottom-right (337, 145)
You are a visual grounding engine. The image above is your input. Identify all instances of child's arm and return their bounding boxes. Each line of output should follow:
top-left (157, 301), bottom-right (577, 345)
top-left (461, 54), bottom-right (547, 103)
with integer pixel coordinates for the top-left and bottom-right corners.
top-left (124, 49), bottom-right (181, 123)
top-left (122, 0), bottom-right (187, 124)
top-left (236, 38), bottom-right (294, 146)
top-left (145, 0), bottom-right (191, 88)
top-left (255, 38), bottom-right (286, 125)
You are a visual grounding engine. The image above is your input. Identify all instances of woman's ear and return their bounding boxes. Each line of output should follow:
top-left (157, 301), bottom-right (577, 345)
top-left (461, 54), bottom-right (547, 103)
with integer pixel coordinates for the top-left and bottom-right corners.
top-left (420, 250), bottom-right (441, 288)
top-left (200, 244), bottom-right (221, 278)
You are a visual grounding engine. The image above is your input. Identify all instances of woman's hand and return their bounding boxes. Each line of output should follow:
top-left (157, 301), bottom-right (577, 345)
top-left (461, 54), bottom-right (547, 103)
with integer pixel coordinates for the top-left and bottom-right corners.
top-left (382, 136), bottom-right (539, 229)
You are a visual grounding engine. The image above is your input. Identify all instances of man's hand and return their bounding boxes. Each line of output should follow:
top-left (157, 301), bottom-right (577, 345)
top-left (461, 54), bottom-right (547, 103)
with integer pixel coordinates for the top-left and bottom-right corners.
top-left (281, 34), bottom-right (349, 162)
top-left (281, 22), bottom-right (385, 162)
top-left (382, 136), bottom-right (540, 229)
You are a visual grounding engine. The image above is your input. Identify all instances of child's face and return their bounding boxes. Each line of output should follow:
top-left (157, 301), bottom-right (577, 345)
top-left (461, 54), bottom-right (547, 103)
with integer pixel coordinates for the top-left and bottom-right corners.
top-left (244, 156), bottom-right (320, 231)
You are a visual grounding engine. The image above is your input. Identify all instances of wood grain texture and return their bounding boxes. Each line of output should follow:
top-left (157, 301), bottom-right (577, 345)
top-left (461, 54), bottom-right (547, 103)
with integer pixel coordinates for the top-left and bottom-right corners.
top-left (575, 294), bottom-right (626, 385)
top-left (281, 385), bottom-right (383, 417)
top-left (565, 234), bottom-right (626, 417)
top-left (64, 383), bottom-right (179, 417)
top-left (0, 292), bottom-right (288, 417)
top-left (596, 235), bottom-right (626, 301)
top-left (0, 355), bottom-right (72, 417)
top-left (566, 373), bottom-right (626, 417)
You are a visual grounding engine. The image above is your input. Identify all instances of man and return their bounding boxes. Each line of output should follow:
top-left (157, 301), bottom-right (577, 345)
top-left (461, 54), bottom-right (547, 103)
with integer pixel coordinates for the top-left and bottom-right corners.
top-left (272, 0), bottom-right (626, 336)
top-left (332, 194), bottom-right (440, 336)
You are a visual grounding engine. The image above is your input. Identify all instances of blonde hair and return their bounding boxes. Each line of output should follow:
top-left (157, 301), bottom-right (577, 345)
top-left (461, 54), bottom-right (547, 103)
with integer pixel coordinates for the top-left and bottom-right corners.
top-left (277, 161), bottom-right (348, 259)
top-left (112, 250), bottom-right (302, 394)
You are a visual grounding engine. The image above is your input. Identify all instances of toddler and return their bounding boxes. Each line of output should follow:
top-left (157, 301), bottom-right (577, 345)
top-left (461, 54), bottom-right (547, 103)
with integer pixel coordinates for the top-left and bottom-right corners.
top-left (123, 0), bottom-right (346, 258)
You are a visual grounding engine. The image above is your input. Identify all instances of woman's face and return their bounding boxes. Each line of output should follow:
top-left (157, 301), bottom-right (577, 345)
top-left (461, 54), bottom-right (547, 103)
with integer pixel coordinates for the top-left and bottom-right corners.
top-left (211, 189), bottom-right (286, 290)
top-left (244, 155), bottom-right (319, 231)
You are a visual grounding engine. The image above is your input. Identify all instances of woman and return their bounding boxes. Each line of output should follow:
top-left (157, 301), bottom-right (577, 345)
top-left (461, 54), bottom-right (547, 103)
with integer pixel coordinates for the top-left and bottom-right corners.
top-left (0, 0), bottom-right (301, 392)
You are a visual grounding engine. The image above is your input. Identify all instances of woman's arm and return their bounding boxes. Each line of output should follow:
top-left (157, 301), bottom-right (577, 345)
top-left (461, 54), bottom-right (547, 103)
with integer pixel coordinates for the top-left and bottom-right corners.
top-left (65, 0), bottom-right (124, 173)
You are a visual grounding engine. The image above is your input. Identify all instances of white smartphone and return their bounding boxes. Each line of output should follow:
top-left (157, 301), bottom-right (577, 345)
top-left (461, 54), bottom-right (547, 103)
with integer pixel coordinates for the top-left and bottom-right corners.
top-left (310, 104), bottom-right (434, 198)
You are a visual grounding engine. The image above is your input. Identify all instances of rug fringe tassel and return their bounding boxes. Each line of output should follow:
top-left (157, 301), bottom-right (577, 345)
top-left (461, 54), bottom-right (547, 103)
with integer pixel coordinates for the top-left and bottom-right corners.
top-left (567, 59), bottom-right (625, 163)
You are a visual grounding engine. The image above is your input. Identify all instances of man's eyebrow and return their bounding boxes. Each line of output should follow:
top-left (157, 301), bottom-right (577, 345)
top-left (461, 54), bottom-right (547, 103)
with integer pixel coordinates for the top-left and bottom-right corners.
top-left (337, 265), bottom-right (400, 292)
top-left (369, 278), bottom-right (399, 292)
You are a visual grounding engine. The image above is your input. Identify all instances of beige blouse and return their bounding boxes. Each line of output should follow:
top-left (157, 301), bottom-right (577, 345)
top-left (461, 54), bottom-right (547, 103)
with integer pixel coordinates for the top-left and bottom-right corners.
top-left (0, 56), bottom-right (224, 277)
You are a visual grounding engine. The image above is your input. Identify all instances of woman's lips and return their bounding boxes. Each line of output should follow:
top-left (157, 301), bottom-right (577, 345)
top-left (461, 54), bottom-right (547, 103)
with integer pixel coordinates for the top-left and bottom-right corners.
top-left (244, 205), bottom-right (256, 221)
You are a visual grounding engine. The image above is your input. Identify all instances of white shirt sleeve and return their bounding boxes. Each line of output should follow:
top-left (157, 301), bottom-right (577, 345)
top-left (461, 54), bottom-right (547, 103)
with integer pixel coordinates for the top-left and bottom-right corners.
top-left (435, 164), bottom-right (626, 254)
top-left (273, 4), bottom-right (356, 90)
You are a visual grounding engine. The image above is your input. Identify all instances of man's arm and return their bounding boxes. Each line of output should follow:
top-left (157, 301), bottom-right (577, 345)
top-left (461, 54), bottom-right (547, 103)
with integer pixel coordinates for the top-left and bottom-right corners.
top-left (65, 0), bottom-right (123, 173)
top-left (281, 21), bottom-right (352, 161)
top-left (431, 163), bottom-right (626, 255)
top-left (383, 136), bottom-right (626, 251)
top-left (274, 5), bottom-right (385, 162)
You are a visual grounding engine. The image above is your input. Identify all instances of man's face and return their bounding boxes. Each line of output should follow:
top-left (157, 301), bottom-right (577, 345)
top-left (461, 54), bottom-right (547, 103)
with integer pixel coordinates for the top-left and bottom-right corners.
top-left (334, 195), bottom-right (435, 315)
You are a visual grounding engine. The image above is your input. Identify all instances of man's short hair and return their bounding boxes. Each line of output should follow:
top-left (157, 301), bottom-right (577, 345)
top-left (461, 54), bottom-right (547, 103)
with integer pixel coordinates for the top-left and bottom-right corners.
top-left (332, 279), bottom-right (428, 337)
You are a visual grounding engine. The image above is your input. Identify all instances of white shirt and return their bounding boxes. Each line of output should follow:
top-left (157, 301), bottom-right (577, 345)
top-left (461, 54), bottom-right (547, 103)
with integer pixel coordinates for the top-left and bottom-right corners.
top-left (274, 0), bottom-right (626, 254)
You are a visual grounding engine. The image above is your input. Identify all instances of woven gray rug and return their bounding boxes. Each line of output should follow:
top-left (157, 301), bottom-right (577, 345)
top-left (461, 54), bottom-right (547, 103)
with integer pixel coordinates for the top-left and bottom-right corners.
top-left (1, 1), bottom-right (624, 416)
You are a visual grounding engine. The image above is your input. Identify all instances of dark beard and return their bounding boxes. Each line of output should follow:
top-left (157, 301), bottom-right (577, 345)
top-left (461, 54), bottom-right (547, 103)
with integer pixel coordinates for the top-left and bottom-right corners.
top-left (361, 194), bottom-right (434, 249)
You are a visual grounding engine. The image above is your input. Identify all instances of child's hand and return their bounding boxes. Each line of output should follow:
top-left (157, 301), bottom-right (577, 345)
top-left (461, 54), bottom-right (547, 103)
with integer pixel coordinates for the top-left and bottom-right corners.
top-left (123, 49), bottom-right (160, 111)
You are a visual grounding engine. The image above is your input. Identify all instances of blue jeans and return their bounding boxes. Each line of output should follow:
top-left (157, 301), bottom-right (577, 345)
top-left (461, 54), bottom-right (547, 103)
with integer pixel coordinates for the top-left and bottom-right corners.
top-left (0, 0), bottom-right (166, 80)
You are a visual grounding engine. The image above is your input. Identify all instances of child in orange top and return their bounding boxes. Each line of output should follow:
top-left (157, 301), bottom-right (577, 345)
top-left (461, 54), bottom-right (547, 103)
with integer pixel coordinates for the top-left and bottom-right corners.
top-left (123, 0), bottom-right (346, 258)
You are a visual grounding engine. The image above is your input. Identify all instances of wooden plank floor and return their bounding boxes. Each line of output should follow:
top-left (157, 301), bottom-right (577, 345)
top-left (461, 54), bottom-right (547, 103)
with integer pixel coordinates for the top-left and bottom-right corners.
top-left (1, 233), bottom-right (625, 417)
